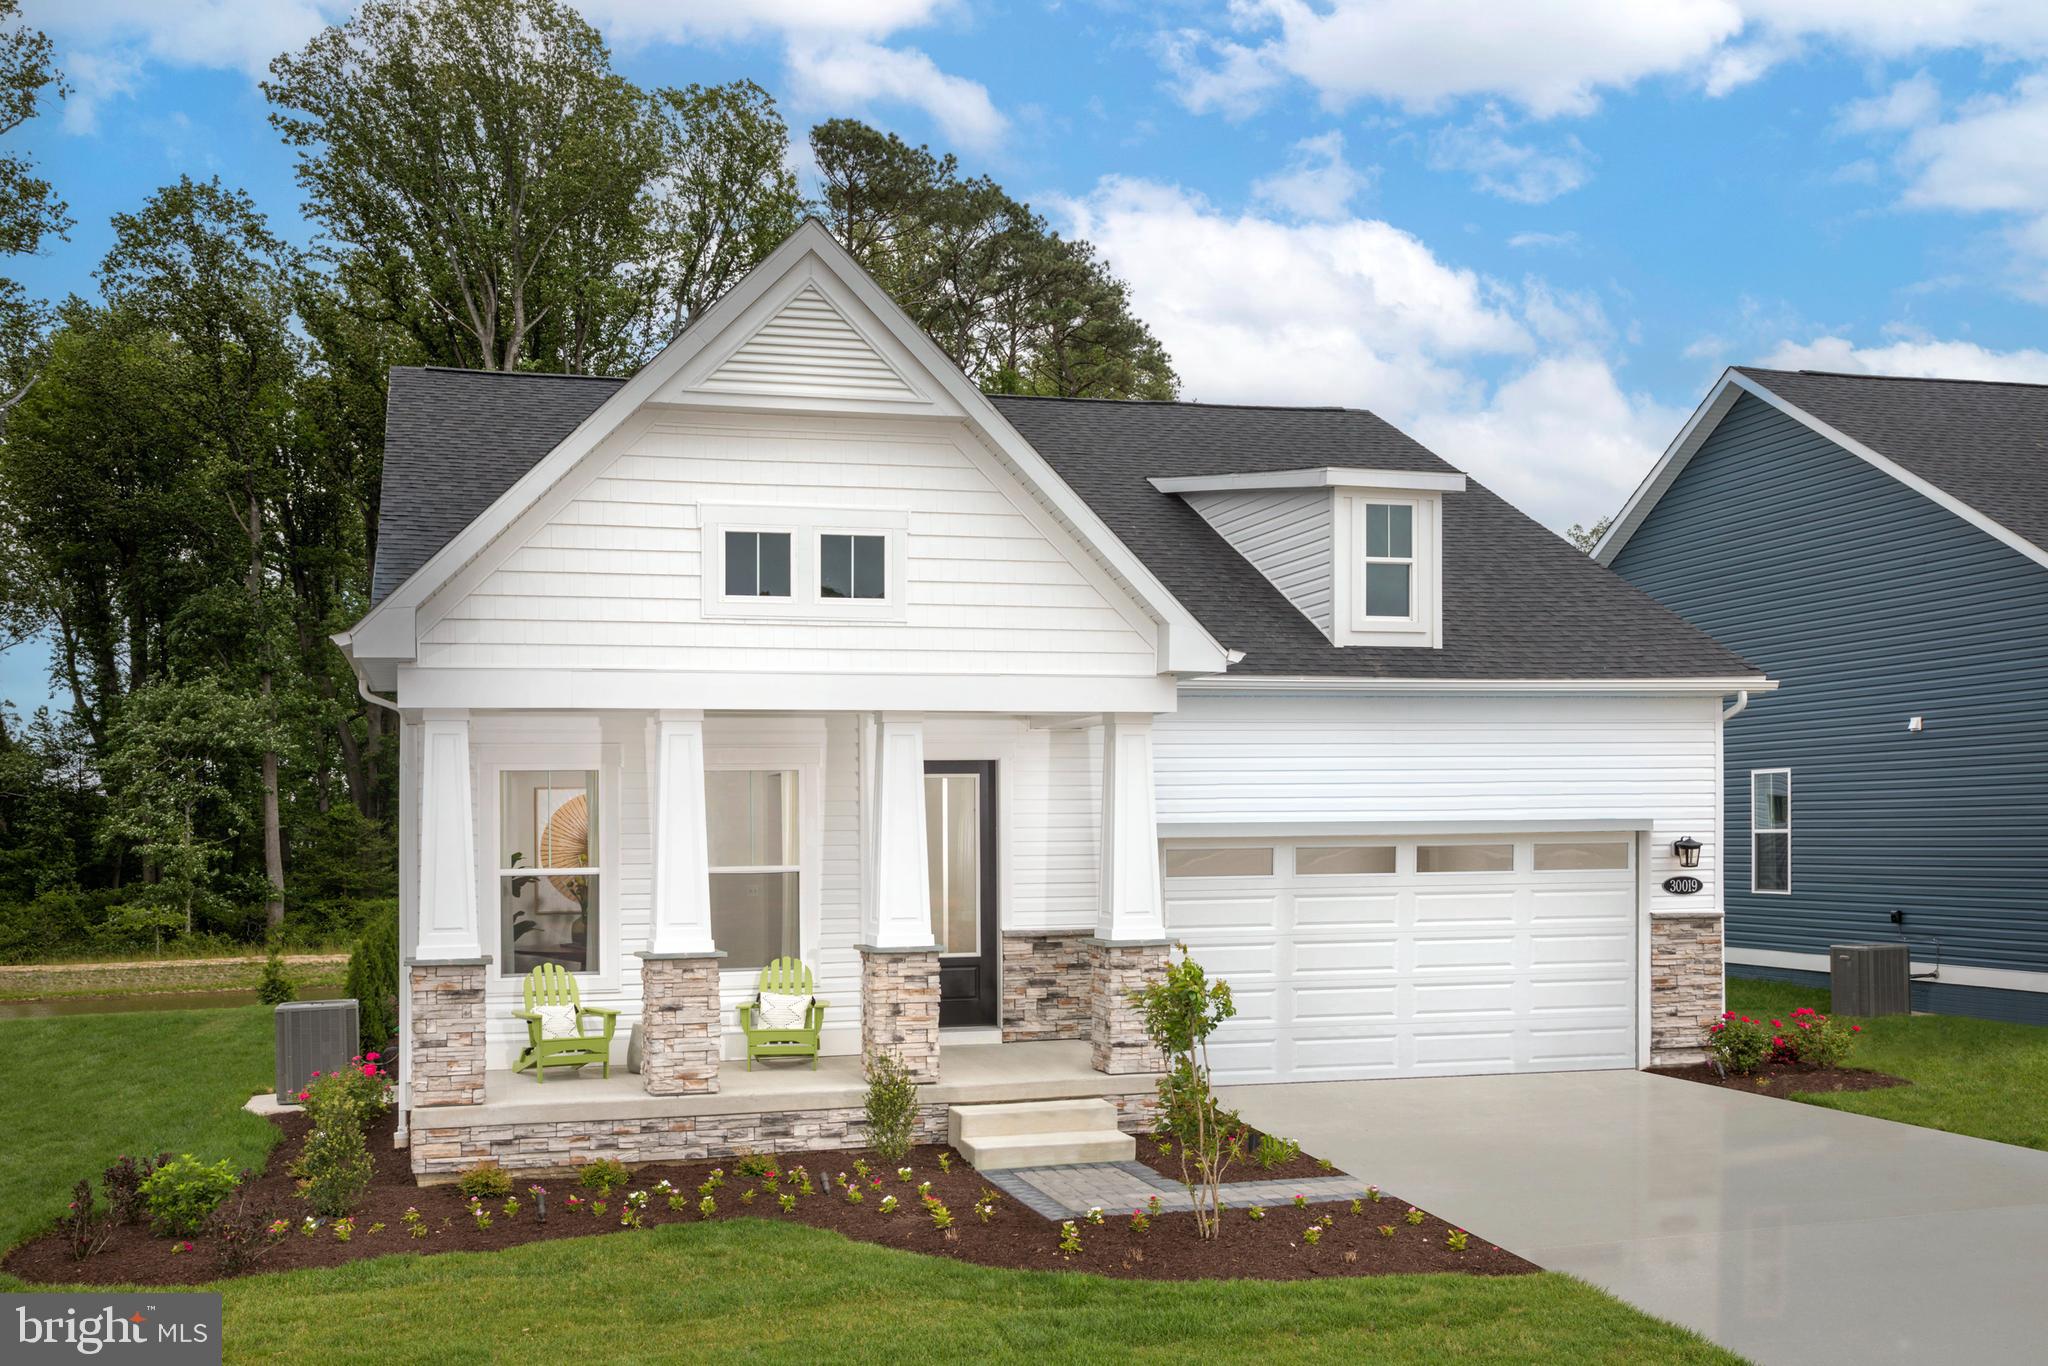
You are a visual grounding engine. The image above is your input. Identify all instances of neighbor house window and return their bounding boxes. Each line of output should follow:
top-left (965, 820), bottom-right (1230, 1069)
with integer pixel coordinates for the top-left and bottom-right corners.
top-left (820, 533), bottom-right (886, 600)
top-left (1163, 846), bottom-right (1274, 878)
top-left (1752, 769), bottom-right (1791, 894)
top-left (1362, 502), bottom-right (1414, 619)
top-left (499, 770), bottom-right (600, 976)
top-left (1416, 843), bottom-right (1513, 873)
top-left (724, 530), bottom-right (791, 598)
top-left (707, 769), bottom-right (800, 971)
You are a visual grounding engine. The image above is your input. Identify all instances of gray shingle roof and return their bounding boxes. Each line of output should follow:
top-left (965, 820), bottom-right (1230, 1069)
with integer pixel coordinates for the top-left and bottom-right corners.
top-left (1735, 368), bottom-right (2048, 555)
top-left (372, 367), bottom-right (1759, 681)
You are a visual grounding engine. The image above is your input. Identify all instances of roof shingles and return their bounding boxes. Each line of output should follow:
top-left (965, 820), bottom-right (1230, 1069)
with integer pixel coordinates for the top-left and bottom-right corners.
top-left (372, 367), bottom-right (1758, 682)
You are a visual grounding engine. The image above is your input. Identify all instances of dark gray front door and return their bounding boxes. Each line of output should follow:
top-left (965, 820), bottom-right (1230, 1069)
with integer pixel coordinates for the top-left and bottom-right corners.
top-left (925, 761), bottom-right (998, 1028)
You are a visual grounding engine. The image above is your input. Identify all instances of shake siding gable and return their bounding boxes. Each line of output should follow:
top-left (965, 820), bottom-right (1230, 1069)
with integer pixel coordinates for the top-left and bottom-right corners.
top-left (415, 411), bottom-right (1161, 677)
top-left (1182, 489), bottom-right (1333, 632)
top-left (1611, 393), bottom-right (2048, 978)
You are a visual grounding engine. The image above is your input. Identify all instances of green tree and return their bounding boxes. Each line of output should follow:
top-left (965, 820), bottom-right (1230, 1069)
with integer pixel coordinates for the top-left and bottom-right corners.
top-left (1566, 514), bottom-right (1614, 554)
top-left (0, 0), bottom-right (68, 412)
top-left (265, 0), bottom-right (660, 374)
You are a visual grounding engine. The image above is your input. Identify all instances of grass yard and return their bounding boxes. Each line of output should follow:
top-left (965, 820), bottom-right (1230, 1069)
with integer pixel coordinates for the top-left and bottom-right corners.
top-left (0, 1004), bottom-right (1738, 1365)
top-left (1728, 976), bottom-right (2048, 1150)
top-left (0, 1005), bottom-right (280, 1251)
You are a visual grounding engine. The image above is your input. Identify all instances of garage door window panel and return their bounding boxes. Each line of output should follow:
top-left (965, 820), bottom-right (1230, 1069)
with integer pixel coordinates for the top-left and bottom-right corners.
top-left (1296, 845), bottom-right (1397, 876)
top-left (1532, 841), bottom-right (1631, 871)
top-left (1416, 843), bottom-right (1514, 874)
top-left (1164, 846), bottom-right (1274, 879)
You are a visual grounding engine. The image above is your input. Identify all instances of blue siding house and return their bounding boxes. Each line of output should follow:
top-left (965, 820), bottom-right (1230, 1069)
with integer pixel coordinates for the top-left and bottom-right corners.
top-left (1601, 368), bottom-right (2048, 1024)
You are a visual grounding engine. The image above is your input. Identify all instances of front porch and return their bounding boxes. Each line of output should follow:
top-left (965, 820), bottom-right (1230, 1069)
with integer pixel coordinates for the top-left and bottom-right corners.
top-left (408, 1041), bottom-right (1161, 1180)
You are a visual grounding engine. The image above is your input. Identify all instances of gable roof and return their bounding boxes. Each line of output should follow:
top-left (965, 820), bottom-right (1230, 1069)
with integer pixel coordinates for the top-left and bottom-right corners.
top-left (989, 395), bottom-right (1760, 681)
top-left (374, 371), bottom-right (1759, 683)
top-left (1598, 367), bottom-right (2048, 573)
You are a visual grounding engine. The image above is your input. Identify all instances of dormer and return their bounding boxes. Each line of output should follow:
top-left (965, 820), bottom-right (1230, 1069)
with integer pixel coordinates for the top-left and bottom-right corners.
top-left (1150, 468), bottom-right (1466, 649)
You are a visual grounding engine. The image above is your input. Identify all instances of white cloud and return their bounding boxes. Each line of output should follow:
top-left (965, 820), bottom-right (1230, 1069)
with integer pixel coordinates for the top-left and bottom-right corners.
top-left (784, 38), bottom-right (1007, 150)
top-left (1507, 230), bottom-right (1581, 250)
top-left (1056, 175), bottom-right (1670, 528)
top-left (578, 0), bottom-right (954, 45)
top-left (1757, 334), bottom-right (2048, 381)
top-left (1836, 71), bottom-right (1940, 132)
top-left (59, 47), bottom-right (144, 134)
top-left (25, 1), bottom-right (344, 77)
top-left (1427, 108), bottom-right (1593, 203)
top-left (1250, 131), bottom-right (1375, 220)
top-left (1164, 1), bottom-right (2048, 120)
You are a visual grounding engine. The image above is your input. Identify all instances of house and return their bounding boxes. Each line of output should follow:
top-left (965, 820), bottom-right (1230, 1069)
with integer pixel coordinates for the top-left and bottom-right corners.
top-left (338, 221), bottom-right (1767, 1178)
top-left (1600, 367), bottom-right (2048, 1025)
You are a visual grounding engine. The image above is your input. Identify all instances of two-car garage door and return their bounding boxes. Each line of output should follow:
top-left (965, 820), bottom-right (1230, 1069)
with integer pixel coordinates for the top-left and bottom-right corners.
top-left (1162, 834), bottom-right (1638, 1083)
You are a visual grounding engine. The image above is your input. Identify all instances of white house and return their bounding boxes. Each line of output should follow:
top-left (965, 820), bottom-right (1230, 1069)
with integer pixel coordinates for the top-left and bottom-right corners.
top-left (339, 222), bottom-right (1768, 1178)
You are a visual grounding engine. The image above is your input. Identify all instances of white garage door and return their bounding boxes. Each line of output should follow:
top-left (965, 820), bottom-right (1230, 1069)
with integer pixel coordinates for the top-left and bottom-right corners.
top-left (1162, 834), bottom-right (1638, 1083)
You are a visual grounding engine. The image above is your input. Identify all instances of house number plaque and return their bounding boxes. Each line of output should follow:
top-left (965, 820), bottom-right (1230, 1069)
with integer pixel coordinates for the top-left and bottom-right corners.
top-left (1662, 876), bottom-right (1704, 895)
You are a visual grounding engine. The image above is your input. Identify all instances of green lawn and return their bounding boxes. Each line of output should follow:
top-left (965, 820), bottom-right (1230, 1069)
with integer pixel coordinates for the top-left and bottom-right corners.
top-left (1727, 976), bottom-right (2048, 1149)
top-left (0, 1005), bottom-right (279, 1251)
top-left (0, 1002), bottom-right (1739, 1364)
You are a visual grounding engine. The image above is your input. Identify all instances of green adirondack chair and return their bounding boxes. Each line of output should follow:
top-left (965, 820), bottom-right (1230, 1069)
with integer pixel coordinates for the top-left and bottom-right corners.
top-left (512, 962), bottom-right (619, 1083)
top-left (738, 957), bottom-right (826, 1070)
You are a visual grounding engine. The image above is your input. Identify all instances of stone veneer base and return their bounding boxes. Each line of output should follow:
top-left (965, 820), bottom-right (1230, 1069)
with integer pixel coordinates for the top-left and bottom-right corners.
top-left (410, 1092), bottom-right (1161, 1180)
top-left (637, 951), bottom-right (723, 1095)
top-left (406, 958), bottom-right (489, 1108)
top-left (1088, 939), bottom-right (1170, 1075)
top-left (1000, 931), bottom-right (1092, 1043)
top-left (858, 946), bottom-right (941, 1083)
top-left (1649, 914), bottom-right (1724, 1067)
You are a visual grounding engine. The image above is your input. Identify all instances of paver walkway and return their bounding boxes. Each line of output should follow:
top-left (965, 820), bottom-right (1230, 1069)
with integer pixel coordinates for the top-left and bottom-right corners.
top-left (984, 1160), bottom-right (1370, 1219)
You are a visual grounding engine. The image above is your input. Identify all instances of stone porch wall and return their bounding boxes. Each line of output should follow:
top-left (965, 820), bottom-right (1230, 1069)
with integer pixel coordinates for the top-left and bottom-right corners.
top-left (1000, 932), bottom-right (1092, 1042)
top-left (1649, 914), bottom-right (1724, 1066)
top-left (1089, 940), bottom-right (1169, 1074)
top-left (859, 948), bottom-right (941, 1082)
top-left (407, 960), bottom-right (489, 1107)
top-left (411, 1094), bottom-right (1162, 1181)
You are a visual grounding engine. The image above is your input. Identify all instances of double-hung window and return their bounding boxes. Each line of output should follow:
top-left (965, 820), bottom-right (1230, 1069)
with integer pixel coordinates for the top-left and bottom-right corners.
top-left (1362, 502), bottom-right (1415, 619)
top-left (498, 770), bottom-right (601, 976)
top-left (706, 769), bottom-right (800, 972)
top-left (1751, 769), bottom-right (1791, 894)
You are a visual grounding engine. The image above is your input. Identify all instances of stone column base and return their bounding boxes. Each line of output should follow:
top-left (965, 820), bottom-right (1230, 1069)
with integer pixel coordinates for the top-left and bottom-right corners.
top-left (406, 957), bottom-right (490, 1107)
top-left (1649, 914), bottom-right (1724, 1066)
top-left (637, 951), bottom-right (725, 1095)
top-left (1088, 938), bottom-right (1169, 1074)
top-left (858, 946), bottom-right (941, 1083)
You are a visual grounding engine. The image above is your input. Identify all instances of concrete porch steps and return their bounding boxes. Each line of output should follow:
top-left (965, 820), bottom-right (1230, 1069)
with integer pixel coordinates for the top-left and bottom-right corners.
top-left (948, 1097), bottom-right (1136, 1170)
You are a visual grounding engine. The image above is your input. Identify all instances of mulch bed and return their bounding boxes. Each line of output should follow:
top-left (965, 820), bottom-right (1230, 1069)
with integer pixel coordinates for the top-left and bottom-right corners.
top-left (5, 1108), bottom-right (1534, 1285)
top-left (1650, 1061), bottom-right (1912, 1098)
top-left (1132, 1125), bottom-right (1341, 1185)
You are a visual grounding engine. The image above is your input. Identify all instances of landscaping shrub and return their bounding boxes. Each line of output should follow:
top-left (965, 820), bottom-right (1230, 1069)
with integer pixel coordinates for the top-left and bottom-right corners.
top-left (1253, 1133), bottom-right (1301, 1170)
top-left (139, 1155), bottom-right (241, 1236)
top-left (735, 1152), bottom-right (776, 1181)
top-left (578, 1158), bottom-right (630, 1198)
top-left (205, 1185), bottom-right (282, 1275)
top-left (1704, 1013), bottom-right (1774, 1073)
top-left (1133, 943), bottom-right (1244, 1239)
top-left (64, 1179), bottom-right (115, 1260)
top-left (101, 1152), bottom-right (170, 1225)
top-left (344, 901), bottom-right (400, 1052)
top-left (257, 943), bottom-right (297, 1005)
top-left (1776, 1006), bottom-right (1859, 1068)
top-left (457, 1162), bottom-right (514, 1200)
top-left (862, 1051), bottom-right (918, 1163)
top-left (290, 1055), bottom-right (390, 1217)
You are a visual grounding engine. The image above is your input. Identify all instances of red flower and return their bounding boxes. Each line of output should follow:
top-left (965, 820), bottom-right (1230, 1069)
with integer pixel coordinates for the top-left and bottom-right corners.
top-left (1851, 1025), bottom-right (1862, 1033)
top-left (365, 1051), bottom-right (380, 1060)
top-left (1772, 1036), bottom-right (1786, 1047)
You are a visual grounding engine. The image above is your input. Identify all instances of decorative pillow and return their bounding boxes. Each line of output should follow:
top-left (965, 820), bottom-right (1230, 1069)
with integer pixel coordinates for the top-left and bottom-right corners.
top-left (755, 990), bottom-right (812, 1031)
top-left (534, 1004), bottom-right (581, 1040)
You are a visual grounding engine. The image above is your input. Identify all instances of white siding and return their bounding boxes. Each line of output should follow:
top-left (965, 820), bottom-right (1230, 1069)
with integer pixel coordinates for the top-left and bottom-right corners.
top-left (1183, 489), bottom-right (1332, 632)
top-left (698, 283), bottom-right (919, 401)
top-left (1008, 723), bottom-right (1102, 931)
top-left (417, 413), bottom-right (1159, 677)
top-left (1155, 692), bottom-right (1724, 919)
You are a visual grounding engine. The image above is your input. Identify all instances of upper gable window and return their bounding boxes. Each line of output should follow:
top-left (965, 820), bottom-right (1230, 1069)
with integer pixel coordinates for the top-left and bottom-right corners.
top-left (725, 531), bottom-right (792, 599)
top-left (820, 533), bottom-right (886, 600)
top-left (1362, 503), bottom-right (1414, 619)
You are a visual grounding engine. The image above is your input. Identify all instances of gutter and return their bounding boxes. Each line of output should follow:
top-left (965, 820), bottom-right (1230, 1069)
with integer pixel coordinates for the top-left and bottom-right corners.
top-left (1179, 675), bottom-right (1778, 695)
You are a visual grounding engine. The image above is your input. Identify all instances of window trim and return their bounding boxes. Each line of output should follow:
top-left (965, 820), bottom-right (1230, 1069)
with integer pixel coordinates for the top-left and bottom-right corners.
top-left (1333, 489), bottom-right (1442, 647)
top-left (700, 504), bottom-right (908, 622)
top-left (1750, 768), bottom-right (1792, 896)
top-left (476, 743), bottom-right (623, 994)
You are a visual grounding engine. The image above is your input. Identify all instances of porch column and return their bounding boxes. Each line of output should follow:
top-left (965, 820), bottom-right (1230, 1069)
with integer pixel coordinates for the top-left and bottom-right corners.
top-left (638, 710), bottom-right (723, 1094)
top-left (407, 712), bottom-right (490, 1107)
top-left (1089, 714), bottom-right (1170, 1074)
top-left (858, 713), bottom-right (941, 1082)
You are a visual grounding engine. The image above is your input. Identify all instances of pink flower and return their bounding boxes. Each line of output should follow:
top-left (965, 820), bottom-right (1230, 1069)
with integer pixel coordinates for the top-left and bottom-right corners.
top-left (1851, 1025), bottom-right (1862, 1033)
top-left (297, 1090), bottom-right (310, 1102)
top-left (1771, 1019), bottom-right (1783, 1028)
top-left (1772, 1036), bottom-right (1786, 1047)
top-left (366, 1051), bottom-right (380, 1061)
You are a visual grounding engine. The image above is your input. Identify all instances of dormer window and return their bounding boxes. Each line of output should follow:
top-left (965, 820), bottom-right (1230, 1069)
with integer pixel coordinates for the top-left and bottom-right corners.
top-left (1362, 502), bottom-right (1414, 619)
top-left (1149, 466), bottom-right (1462, 651)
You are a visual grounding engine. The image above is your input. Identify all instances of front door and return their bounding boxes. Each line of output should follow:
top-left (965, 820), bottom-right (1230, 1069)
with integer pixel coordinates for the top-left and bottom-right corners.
top-left (925, 761), bottom-right (998, 1028)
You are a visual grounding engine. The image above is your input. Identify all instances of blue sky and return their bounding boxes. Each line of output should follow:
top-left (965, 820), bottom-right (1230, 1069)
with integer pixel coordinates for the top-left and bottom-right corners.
top-left (7, 1), bottom-right (2048, 708)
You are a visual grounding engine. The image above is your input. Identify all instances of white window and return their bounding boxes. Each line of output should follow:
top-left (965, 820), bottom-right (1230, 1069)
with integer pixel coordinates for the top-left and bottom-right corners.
top-left (1163, 846), bottom-right (1275, 878)
top-left (707, 769), bottom-right (801, 971)
top-left (820, 532), bottom-right (887, 600)
top-left (498, 770), bottom-right (601, 977)
top-left (1752, 769), bottom-right (1791, 894)
top-left (1362, 502), bottom-right (1414, 619)
top-left (723, 530), bottom-right (791, 599)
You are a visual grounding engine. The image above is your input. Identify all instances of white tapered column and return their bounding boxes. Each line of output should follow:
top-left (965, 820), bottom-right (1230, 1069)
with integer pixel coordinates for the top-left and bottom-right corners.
top-left (407, 711), bottom-right (489, 1107)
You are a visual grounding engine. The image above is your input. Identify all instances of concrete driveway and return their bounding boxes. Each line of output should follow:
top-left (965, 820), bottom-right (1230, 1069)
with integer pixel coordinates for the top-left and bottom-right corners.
top-left (1221, 1070), bottom-right (2048, 1366)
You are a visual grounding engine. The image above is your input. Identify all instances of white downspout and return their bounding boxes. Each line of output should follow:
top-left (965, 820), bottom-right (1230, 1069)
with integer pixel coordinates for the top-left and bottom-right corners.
top-left (1721, 689), bottom-right (1749, 721)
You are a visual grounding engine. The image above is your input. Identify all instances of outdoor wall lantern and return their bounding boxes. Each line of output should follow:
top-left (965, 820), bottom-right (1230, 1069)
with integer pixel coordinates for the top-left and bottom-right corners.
top-left (1672, 836), bottom-right (1703, 869)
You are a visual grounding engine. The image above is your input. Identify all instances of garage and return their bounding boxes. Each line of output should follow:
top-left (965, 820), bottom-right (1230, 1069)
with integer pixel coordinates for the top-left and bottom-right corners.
top-left (1162, 833), bottom-right (1639, 1082)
